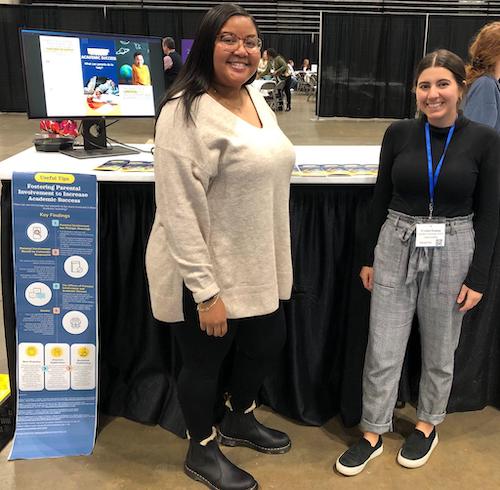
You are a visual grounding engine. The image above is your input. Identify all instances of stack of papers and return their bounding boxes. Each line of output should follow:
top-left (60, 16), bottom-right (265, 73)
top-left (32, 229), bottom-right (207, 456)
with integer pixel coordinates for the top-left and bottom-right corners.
top-left (94, 160), bottom-right (154, 172)
top-left (292, 163), bottom-right (378, 177)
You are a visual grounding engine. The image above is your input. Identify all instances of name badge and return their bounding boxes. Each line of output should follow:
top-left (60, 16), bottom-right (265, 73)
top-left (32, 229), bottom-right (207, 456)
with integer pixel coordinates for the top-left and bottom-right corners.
top-left (416, 222), bottom-right (446, 247)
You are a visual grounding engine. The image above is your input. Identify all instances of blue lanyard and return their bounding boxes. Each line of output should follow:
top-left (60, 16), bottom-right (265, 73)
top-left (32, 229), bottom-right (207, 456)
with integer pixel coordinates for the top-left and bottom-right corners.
top-left (425, 122), bottom-right (455, 218)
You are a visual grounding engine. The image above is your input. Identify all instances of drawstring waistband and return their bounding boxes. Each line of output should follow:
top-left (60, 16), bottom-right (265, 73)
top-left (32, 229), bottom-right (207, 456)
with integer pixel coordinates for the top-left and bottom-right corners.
top-left (385, 210), bottom-right (473, 285)
top-left (387, 210), bottom-right (473, 234)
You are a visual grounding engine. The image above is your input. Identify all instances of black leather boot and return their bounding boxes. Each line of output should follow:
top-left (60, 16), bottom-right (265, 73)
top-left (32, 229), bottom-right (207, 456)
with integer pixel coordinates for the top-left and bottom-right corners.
top-left (184, 438), bottom-right (258, 490)
top-left (218, 404), bottom-right (291, 454)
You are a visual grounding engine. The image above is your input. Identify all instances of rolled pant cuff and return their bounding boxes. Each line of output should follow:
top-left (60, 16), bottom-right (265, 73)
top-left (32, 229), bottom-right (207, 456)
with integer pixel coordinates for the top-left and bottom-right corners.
top-left (359, 418), bottom-right (392, 435)
top-left (416, 409), bottom-right (446, 426)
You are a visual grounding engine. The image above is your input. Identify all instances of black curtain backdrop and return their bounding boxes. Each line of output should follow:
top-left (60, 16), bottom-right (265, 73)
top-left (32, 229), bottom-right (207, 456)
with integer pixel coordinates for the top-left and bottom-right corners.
top-left (3, 182), bottom-right (500, 436)
top-left (105, 8), bottom-right (149, 36)
top-left (318, 13), bottom-right (425, 118)
top-left (145, 9), bottom-right (205, 40)
top-left (427, 15), bottom-right (500, 60)
top-left (261, 33), bottom-right (319, 67)
top-left (317, 13), bottom-right (500, 118)
top-left (0, 6), bottom-right (25, 112)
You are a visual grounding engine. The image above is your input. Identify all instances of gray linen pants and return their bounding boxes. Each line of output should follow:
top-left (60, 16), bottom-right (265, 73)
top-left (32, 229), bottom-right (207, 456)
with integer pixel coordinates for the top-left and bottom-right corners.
top-left (360, 210), bottom-right (475, 434)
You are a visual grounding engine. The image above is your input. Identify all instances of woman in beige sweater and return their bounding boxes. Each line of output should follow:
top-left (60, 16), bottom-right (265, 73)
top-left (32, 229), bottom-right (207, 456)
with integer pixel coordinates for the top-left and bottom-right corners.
top-left (146, 4), bottom-right (295, 490)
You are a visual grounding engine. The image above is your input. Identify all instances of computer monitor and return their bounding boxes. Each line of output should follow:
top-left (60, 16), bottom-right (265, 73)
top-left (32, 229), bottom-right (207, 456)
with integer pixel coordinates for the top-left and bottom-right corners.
top-left (20, 28), bottom-right (165, 158)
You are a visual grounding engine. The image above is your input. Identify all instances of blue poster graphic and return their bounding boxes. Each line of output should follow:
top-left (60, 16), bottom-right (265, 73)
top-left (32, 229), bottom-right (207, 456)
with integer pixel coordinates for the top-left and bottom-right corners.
top-left (80, 38), bottom-right (118, 89)
top-left (9, 172), bottom-right (98, 460)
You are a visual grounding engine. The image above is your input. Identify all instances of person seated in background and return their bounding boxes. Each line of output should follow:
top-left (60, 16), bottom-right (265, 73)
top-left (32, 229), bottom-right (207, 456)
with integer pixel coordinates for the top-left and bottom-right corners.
top-left (288, 59), bottom-right (298, 90)
top-left (257, 49), bottom-right (269, 78)
top-left (301, 58), bottom-right (311, 71)
top-left (132, 51), bottom-right (151, 85)
top-left (162, 37), bottom-right (183, 91)
top-left (463, 21), bottom-right (500, 132)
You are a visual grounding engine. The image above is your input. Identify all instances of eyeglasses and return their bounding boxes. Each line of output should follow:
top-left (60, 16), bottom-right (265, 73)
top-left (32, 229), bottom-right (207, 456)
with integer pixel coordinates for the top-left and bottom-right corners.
top-left (217, 33), bottom-right (262, 52)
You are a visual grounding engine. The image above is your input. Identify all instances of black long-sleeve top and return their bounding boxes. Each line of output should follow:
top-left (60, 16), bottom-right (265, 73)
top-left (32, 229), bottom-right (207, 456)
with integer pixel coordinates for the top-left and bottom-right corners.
top-left (366, 114), bottom-right (500, 293)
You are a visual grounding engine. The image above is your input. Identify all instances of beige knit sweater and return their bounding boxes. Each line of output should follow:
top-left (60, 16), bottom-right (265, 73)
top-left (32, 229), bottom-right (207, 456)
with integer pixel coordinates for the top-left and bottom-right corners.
top-left (146, 85), bottom-right (295, 322)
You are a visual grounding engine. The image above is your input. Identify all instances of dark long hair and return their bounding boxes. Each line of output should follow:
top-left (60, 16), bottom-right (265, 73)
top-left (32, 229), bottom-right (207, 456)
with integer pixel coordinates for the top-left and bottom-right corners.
top-left (414, 49), bottom-right (466, 88)
top-left (157, 3), bottom-right (260, 124)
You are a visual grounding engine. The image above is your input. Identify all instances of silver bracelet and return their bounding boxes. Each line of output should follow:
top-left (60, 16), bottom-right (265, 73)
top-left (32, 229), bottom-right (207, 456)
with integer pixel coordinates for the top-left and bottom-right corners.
top-left (196, 293), bottom-right (219, 312)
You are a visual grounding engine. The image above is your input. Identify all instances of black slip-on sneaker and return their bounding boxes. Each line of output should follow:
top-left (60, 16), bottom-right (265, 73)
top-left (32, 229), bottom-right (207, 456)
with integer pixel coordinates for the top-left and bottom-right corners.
top-left (335, 436), bottom-right (383, 476)
top-left (397, 427), bottom-right (438, 469)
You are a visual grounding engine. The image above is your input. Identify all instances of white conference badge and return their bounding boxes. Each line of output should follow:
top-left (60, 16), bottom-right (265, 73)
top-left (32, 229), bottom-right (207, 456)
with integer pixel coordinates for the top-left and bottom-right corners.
top-left (416, 222), bottom-right (446, 247)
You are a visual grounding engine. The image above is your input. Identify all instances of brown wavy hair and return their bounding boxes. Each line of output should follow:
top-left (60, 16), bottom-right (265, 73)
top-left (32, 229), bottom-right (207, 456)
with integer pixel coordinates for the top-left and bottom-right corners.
top-left (466, 21), bottom-right (500, 87)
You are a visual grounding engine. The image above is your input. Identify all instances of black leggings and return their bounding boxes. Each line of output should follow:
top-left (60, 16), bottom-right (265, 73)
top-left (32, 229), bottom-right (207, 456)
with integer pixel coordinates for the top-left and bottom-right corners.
top-left (283, 76), bottom-right (292, 109)
top-left (173, 287), bottom-right (286, 441)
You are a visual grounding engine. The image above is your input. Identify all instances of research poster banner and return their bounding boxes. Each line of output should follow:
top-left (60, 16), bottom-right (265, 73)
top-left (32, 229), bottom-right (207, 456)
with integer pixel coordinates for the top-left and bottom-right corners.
top-left (9, 172), bottom-right (98, 459)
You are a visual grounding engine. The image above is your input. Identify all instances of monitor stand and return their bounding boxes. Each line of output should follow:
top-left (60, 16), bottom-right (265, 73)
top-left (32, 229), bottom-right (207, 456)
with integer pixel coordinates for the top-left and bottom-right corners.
top-left (60, 118), bottom-right (141, 159)
top-left (61, 144), bottom-right (140, 159)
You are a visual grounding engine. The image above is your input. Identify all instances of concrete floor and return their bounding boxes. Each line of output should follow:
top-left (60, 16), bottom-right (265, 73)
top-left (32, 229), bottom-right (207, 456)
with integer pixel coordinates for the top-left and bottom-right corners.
top-left (1, 95), bottom-right (499, 489)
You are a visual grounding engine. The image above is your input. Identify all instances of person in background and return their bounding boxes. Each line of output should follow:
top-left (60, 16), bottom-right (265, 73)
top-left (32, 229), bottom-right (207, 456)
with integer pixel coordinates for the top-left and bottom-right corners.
top-left (257, 49), bottom-right (269, 78)
top-left (463, 21), bottom-right (500, 132)
top-left (162, 36), bottom-right (183, 91)
top-left (288, 58), bottom-right (298, 90)
top-left (335, 49), bottom-right (500, 476)
top-left (132, 51), bottom-right (151, 85)
top-left (262, 48), bottom-right (292, 111)
top-left (146, 4), bottom-right (295, 490)
top-left (301, 58), bottom-right (311, 71)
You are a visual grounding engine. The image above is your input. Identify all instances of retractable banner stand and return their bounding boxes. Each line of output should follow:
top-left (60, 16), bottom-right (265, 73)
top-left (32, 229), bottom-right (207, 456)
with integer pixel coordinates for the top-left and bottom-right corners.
top-left (9, 172), bottom-right (98, 460)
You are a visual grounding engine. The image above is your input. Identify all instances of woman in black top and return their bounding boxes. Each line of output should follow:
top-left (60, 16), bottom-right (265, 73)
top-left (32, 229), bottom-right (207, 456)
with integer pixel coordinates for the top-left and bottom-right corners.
top-left (336, 50), bottom-right (500, 476)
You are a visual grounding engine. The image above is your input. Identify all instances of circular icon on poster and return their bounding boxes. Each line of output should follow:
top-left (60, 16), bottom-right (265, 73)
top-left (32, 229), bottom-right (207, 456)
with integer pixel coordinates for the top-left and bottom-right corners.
top-left (27, 223), bottom-right (48, 242)
top-left (64, 256), bottom-right (89, 278)
top-left (25, 282), bottom-right (52, 306)
top-left (62, 311), bottom-right (88, 335)
top-left (26, 345), bottom-right (38, 357)
top-left (78, 347), bottom-right (90, 358)
top-left (51, 346), bottom-right (63, 358)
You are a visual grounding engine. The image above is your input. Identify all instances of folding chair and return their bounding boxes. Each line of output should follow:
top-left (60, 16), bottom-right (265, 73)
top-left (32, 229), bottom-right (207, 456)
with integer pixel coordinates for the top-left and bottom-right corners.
top-left (295, 72), bottom-right (307, 93)
top-left (306, 73), bottom-right (317, 101)
top-left (273, 79), bottom-right (286, 111)
top-left (259, 80), bottom-right (278, 111)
